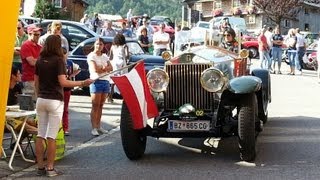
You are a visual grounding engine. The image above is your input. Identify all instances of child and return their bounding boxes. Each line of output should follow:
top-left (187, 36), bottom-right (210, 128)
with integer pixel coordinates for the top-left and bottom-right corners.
top-left (62, 46), bottom-right (81, 135)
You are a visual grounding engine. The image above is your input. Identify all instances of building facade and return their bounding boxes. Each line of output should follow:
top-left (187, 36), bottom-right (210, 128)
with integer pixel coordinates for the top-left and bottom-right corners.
top-left (183, 0), bottom-right (320, 34)
top-left (20, 0), bottom-right (88, 21)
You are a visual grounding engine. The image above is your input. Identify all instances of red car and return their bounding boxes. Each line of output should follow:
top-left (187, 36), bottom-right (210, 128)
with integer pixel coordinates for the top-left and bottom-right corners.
top-left (149, 20), bottom-right (175, 39)
top-left (242, 40), bottom-right (287, 59)
top-left (242, 40), bottom-right (259, 58)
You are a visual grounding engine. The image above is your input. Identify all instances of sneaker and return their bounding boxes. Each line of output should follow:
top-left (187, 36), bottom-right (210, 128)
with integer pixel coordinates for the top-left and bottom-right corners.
top-left (36, 168), bottom-right (46, 176)
top-left (277, 71), bottom-right (282, 74)
top-left (98, 127), bottom-right (108, 134)
top-left (46, 168), bottom-right (59, 177)
top-left (64, 131), bottom-right (70, 136)
top-left (91, 128), bottom-right (99, 136)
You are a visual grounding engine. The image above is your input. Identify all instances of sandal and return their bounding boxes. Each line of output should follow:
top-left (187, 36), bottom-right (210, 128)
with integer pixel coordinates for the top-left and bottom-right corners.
top-left (46, 168), bottom-right (59, 177)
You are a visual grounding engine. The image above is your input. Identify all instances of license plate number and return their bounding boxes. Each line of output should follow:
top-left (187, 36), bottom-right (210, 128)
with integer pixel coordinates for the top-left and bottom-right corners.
top-left (168, 120), bottom-right (210, 132)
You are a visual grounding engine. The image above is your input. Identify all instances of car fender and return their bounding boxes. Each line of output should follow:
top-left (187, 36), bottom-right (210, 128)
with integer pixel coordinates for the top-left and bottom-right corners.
top-left (228, 76), bottom-right (262, 94)
top-left (251, 69), bottom-right (271, 102)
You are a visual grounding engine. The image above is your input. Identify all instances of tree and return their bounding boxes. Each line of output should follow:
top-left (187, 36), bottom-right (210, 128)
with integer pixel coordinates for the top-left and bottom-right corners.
top-left (34, 0), bottom-right (60, 20)
top-left (252, 0), bottom-right (320, 33)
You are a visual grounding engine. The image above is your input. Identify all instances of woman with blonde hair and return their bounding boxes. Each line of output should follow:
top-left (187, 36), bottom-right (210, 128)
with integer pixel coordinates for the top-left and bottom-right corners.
top-left (284, 28), bottom-right (297, 75)
top-left (35, 35), bottom-right (93, 177)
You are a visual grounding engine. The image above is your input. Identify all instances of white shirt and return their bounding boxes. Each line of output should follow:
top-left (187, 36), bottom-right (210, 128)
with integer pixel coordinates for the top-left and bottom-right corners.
top-left (264, 30), bottom-right (273, 49)
top-left (87, 52), bottom-right (110, 80)
top-left (296, 33), bottom-right (306, 48)
top-left (153, 31), bottom-right (170, 50)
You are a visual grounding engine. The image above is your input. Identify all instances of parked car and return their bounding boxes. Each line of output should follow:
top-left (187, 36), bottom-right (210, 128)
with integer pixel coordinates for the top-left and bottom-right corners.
top-left (150, 16), bottom-right (175, 28)
top-left (19, 15), bottom-right (40, 26)
top-left (195, 21), bottom-right (210, 29)
top-left (120, 44), bottom-right (271, 162)
top-left (31, 20), bottom-right (98, 51)
top-left (68, 36), bottom-right (165, 92)
top-left (242, 40), bottom-right (259, 58)
top-left (302, 41), bottom-right (318, 70)
top-left (300, 31), bottom-right (319, 46)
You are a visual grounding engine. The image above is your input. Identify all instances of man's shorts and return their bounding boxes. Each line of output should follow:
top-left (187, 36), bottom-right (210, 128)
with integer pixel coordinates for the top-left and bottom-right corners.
top-left (89, 79), bottom-right (110, 94)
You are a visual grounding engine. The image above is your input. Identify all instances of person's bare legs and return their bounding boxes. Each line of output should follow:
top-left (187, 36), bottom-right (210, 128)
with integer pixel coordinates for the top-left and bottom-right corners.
top-left (46, 138), bottom-right (56, 170)
top-left (35, 137), bottom-right (45, 169)
top-left (90, 93), bottom-right (102, 129)
top-left (97, 93), bottom-right (107, 128)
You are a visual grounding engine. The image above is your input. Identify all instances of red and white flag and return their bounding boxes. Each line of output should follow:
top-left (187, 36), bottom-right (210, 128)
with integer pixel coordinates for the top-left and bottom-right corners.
top-left (110, 61), bottom-right (159, 129)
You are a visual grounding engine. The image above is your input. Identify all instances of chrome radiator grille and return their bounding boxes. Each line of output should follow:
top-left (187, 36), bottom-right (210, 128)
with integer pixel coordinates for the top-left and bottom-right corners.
top-left (164, 63), bottom-right (214, 111)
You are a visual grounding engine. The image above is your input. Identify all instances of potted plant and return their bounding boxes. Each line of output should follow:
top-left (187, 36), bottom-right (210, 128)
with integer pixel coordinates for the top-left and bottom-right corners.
top-left (246, 5), bottom-right (257, 14)
top-left (212, 8), bottom-right (223, 17)
top-left (233, 7), bottom-right (242, 15)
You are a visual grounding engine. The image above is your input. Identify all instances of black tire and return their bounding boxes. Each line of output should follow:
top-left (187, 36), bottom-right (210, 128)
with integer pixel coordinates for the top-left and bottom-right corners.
top-left (238, 93), bottom-right (257, 162)
top-left (252, 70), bottom-right (270, 124)
top-left (120, 102), bottom-right (147, 160)
top-left (248, 47), bottom-right (258, 58)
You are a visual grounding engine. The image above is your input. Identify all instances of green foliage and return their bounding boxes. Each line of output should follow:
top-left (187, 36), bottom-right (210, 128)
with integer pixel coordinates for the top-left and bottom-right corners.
top-left (34, 0), bottom-right (60, 20)
top-left (85, 0), bottom-right (182, 21)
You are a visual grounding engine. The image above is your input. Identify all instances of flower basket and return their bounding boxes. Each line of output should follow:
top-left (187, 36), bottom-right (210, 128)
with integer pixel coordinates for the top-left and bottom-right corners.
top-left (246, 5), bottom-right (257, 14)
top-left (233, 7), bottom-right (242, 15)
top-left (212, 8), bottom-right (223, 17)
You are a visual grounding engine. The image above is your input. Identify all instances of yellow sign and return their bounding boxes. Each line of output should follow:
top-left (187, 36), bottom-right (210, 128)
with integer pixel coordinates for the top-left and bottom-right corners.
top-left (0, 1), bottom-right (20, 156)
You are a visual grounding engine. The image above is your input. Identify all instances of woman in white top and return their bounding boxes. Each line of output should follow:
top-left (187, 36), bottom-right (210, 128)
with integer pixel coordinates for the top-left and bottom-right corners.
top-left (109, 34), bottom-right (129, 102)
top-left (87, 37), bottom-right (113, 136)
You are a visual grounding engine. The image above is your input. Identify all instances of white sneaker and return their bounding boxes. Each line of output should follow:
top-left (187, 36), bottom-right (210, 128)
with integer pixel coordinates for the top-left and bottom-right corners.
top-left (98, 127), bottom-right (108, 134)
top-left (91, 128), bottom-right (99, 136)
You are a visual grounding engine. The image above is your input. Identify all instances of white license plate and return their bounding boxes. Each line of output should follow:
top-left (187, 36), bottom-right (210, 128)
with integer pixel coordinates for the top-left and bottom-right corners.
top-left (168, 120), bottom-right (210, 132)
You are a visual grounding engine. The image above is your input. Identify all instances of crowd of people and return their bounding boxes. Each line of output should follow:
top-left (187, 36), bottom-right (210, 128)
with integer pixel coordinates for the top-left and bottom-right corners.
top-left (10, 20), bottom-right (97, 177)
top-left (78, 10), bottom-right (172, 56)
top-left (258, 26), bottom-right (311, 75)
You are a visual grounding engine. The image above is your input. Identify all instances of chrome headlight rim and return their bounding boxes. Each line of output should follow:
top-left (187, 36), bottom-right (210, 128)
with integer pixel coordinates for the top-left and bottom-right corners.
top-left (200, 67), bottom-right (227, 93)
top-left (161, 51), bottom-right (172, 61)
top-left (146, 68), bottom-right (170, 93)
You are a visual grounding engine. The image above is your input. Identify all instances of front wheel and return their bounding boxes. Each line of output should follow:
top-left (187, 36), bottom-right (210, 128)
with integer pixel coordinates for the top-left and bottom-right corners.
top-left (238, 93), bottom-right (257, 162)
top-left (120, 102), bottom-right (147, 160)
top-left (248, 47), bottom-right (258, 58)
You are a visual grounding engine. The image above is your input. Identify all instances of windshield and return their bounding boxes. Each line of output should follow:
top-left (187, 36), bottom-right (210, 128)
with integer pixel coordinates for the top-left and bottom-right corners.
top-left (126, 42), bottom-right (145, 55)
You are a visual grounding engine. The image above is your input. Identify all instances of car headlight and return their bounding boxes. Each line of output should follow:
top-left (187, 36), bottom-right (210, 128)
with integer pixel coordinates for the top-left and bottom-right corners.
top-left (200, 68), bottom-right (226, 92)
top-left (147, 68), bottom-right (169, 92)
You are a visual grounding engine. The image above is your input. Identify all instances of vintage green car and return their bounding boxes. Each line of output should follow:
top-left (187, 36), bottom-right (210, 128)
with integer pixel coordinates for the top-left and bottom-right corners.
top-left (120, 45), bottom-right (271, 162)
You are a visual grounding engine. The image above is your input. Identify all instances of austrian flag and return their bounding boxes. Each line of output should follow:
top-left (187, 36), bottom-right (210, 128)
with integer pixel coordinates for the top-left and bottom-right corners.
top-left (110, 61), bottom-right (159, 129)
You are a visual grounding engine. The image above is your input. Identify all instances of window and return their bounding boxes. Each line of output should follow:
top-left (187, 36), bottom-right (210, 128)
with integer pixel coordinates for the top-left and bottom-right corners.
top-left (305, 8), bottom-right (309, 15)
top-left (215, 1), bottom-right (222, 9)
top-left (233, 0), bottom-right (240, 7)
top-left (248, 15), bottom-right (255, 24)
top-left (305, 23), bottom-right (309, 31)
top-left (284, 19), bottom-right (291, 28)
top-left (52, 0), bottom-right (62, 8)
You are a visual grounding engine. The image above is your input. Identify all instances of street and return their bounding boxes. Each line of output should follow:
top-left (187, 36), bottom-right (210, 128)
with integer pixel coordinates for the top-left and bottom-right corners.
top-left (4, 61), bottom-right (320, 180)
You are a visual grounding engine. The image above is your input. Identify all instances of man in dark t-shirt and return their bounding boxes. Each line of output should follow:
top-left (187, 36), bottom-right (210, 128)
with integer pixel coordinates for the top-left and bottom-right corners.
top-left (7, 66), bottom-right (37, 145)
top-left (8, 66), bottom-right (22, 106)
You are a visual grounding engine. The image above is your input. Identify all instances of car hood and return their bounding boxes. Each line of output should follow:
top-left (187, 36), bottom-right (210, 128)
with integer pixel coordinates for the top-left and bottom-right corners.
top-left (129, 54), bottom-right (165, 71)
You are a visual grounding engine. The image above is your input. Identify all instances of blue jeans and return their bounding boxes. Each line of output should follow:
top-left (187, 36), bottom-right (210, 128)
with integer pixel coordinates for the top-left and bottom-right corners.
top-left (272, 47), bottom-right (282, 69)
top-left (287, 50), bottom-right (297, 68)
top-left (296, 47), bottom-right (305, 71)
top-left (259, 50), bottom-right (271, 70)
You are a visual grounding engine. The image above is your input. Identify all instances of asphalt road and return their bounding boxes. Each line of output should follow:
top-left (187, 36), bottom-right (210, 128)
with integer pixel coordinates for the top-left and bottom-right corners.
top-left (4, 60), bottom-right (320, 180)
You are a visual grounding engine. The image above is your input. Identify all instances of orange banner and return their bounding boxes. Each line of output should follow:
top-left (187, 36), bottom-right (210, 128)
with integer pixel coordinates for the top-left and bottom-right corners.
top-left (0, 1), bottom-right (20, 156)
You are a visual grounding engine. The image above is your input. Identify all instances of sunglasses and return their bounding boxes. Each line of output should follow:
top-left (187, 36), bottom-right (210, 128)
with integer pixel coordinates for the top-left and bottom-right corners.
top-left (224, 34), bottom-right (231, 37)
top-left (31, 33), bottom-right (41, 36)
top-left (17, 27), bottom-right (22, 30)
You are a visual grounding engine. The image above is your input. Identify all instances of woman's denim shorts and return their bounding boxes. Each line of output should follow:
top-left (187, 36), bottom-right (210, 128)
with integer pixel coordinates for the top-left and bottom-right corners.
top-left (89, 79), bottom-right (110, 94)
